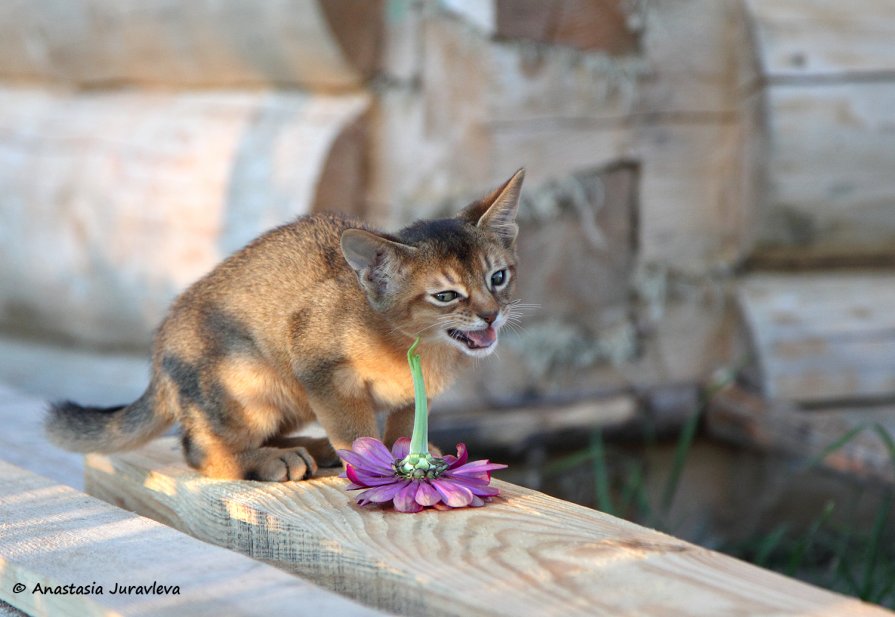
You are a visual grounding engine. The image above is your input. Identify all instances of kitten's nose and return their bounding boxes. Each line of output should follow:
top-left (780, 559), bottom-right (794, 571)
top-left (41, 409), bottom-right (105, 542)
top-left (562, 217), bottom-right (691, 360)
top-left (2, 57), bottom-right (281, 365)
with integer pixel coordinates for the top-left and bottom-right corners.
top-left (479, 310), bottom-right (499, 325)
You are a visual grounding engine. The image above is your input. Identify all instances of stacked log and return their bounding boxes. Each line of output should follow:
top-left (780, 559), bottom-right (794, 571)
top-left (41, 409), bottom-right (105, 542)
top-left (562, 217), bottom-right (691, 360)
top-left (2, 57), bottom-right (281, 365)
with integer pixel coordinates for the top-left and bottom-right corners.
top-left (0, 1), bottom-right (375, 348)
top-left (0, 89), bottom-right (368, 347)
top-left (745, 0), bottom-right (895, 265)
top-left (9, 0), bottom-right (872, 422)
top-left (0, 0), bottom-right (382, 89)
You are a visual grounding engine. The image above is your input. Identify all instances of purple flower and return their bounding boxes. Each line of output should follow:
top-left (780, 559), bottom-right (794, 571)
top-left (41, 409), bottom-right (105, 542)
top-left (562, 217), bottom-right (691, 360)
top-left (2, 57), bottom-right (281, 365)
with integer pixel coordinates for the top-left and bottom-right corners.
top-left (338, 437), bottom-right (507, 513)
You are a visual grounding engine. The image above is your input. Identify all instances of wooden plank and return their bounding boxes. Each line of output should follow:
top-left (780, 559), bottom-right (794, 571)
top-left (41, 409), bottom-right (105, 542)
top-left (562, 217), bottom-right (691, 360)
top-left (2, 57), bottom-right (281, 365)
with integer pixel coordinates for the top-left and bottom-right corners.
top-left (85, 437), bottom-right (890, 617)
top-left (746, 0), bottom-right (895, 80)
top-left (756, 82), bottom-right (895, 261)
top-left (708, 385), bottom-right (895, 485)
top-left (637, 0), bottom-right (753, 115)
top-left (0, 88), bottom-right (369, 349)
top-left (0, 600), bottom-right (27, 617)
top-left (739, 273), bottom-right (895, 403)
top-left (0, 384), bottom-right (85, 490)
top-left (0, 338), bottom-right (147, 409)
top-left (634, 120), bottom-right (747, 268)
top-left (0, 0), bottom-right (381, 89)
top-left (0, 461), bottom-right (381, 617)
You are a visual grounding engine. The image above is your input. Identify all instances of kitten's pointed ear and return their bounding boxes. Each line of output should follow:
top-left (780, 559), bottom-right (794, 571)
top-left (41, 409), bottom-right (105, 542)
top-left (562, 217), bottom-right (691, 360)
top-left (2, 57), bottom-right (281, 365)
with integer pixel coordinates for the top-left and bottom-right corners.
top-left (459, 168), bottom-right (525, 246)
top-left (340, 229), bottom-right (416, 304)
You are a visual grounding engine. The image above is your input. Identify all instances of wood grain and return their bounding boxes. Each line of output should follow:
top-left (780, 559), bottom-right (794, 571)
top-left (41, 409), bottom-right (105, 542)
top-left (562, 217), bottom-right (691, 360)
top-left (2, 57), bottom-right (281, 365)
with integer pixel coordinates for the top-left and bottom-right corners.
top-left (0, 88), bottom-right (369, 348)
top-left (0, 384), bottom-right (85, 490)
top-left (739, 273), bottom-right (895, 403)
top-left (0, 460), bottom-right (381, 617)
top-left (86, 438), bottom-right (891, 617)
top-left (746, 0), bottom-right (895, 80)
top-left (0, 0), bottom-right (380, 89)
top-left (757, 83), bottom-right (895, 260)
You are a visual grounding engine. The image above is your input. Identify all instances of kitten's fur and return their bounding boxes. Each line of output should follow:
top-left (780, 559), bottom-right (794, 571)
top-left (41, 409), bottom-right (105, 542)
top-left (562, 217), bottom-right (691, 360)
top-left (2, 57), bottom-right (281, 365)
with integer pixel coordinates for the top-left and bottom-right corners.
top-left (46, 170), bottom-right (525, 481)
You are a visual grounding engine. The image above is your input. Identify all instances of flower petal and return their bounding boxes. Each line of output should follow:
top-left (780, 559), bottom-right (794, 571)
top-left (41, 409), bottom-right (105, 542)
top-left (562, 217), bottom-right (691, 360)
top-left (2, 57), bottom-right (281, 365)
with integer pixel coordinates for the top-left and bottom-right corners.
top-left (432, 478), bottom-right (474, 508)
top-left (358, 480), bottom-right (408, 504)
top-left (442, 474), bottom-right (500, 497)
top-left (470, 495), bottom-right (486, 507)
top-left (448, 442), bottom-right (469, 469)
top-left (391, 437), bottom-right (411, 460)
top-left (441, 471), bottom-right (491, 486)
top-left (394, 481), bottom-right (423, 513)
top-left (345, 465), bottom-right (366, 487)
top-left (415, 480), bottom-right (442, 506)
top-left (338, 448), bottom-right (392, 475)
top-left (449, 460), bottom-right (508, 478)
top-left (352, 437), bottom-right (397, 469)
top-left (347, 466), bottom-right (400, 487)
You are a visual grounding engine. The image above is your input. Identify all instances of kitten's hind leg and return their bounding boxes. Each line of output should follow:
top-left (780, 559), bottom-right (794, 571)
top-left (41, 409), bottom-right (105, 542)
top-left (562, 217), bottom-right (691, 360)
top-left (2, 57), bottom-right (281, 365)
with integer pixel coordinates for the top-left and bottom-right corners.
top-left (182, 430), bottom-right (319, 481)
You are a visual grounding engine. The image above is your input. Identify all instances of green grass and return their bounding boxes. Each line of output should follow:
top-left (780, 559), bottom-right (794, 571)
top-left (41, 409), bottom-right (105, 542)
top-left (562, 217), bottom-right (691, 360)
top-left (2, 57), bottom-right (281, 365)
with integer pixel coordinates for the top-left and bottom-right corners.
top-left (541, 388), bottom-right (895, 609)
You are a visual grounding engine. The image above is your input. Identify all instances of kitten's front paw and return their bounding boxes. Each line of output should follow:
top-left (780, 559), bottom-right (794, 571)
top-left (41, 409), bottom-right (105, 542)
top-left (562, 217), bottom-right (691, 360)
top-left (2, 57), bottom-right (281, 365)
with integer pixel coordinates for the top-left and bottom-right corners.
top-left (246, 447), bottom-right (318, 482)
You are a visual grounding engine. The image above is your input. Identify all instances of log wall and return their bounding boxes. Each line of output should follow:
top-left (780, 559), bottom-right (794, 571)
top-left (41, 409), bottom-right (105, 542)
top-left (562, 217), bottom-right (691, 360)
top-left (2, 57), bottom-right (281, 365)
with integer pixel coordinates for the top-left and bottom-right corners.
top-left (1, 0), bottom-right (889, 419)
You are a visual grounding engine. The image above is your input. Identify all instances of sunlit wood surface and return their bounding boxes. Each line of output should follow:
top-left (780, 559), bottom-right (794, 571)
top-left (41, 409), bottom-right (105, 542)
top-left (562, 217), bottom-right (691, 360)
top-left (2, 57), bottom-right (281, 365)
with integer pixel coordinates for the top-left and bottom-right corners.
top-left (85, 438), bottom-right (893, 617)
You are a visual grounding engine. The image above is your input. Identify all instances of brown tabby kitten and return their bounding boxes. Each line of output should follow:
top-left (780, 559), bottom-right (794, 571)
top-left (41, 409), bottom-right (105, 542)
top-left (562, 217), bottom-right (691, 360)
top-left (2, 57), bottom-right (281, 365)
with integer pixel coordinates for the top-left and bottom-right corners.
top-left (46, 169), bottom-right (525, 481)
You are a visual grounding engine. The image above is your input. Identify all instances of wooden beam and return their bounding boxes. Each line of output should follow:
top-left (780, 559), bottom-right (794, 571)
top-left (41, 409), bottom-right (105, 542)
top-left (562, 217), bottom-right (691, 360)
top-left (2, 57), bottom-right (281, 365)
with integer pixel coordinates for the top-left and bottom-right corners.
top-left (0, 384), bottom-right (85, 490)
top-left (708, 385), bottom-right (895, 485)
top-left (756, 83), bottom-right (895, 261)
top-left (746, 0), bottom-right (895, 80)
top-left (86, 438), bottom-right (891, 617)
top-left (0, 461), bottom-right (381, 617)
top-left (0, 88), bottom-right (369, 348)
top-left (738, 273), bottom-right (895, 403)
top-left (0, 0), bottom-right (382, 89)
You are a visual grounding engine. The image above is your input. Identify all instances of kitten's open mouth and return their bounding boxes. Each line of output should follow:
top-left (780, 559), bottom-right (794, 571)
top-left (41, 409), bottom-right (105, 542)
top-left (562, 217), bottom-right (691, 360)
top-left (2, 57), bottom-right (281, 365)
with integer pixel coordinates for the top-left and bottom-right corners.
top-left (447, 326), bottom-right (497, 350)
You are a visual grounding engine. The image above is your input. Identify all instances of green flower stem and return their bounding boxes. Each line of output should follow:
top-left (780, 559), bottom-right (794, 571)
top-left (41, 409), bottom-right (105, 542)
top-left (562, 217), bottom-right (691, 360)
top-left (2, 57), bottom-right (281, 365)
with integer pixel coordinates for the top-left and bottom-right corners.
top-left (398, 338), bottom-right (448, 479)
top-left (407, 337), bottom-right (429, 457)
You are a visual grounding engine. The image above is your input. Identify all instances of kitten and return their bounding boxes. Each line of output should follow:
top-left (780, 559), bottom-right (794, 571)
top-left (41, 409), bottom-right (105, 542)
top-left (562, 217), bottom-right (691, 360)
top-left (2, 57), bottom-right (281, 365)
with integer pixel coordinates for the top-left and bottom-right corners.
top-left (45, 169), bottom-right (525, 481)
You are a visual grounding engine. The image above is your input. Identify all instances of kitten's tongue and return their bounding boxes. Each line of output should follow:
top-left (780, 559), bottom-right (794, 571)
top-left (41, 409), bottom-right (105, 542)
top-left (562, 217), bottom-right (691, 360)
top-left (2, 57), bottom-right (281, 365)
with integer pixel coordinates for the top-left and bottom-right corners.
top-left (466, 326), bottom-right (497, 348)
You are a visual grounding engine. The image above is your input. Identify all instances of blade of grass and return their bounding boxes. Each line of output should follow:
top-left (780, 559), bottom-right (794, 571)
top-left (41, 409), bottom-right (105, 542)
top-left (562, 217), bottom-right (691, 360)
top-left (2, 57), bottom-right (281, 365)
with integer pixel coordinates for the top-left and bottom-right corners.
top-left (805, 424), bottom-right (867, 470)
top-left (872, 423), bottom-right (895, 479)
top-left (543, 448), bottom-right (598, 476)
top-left (860, 490), bottom-right (893, 601)
top-left (619, 461), bottom-right (645, 517)
top-left (754, 524), bottom-right (789, 568)
top-left (619, 460), bottom-right (656, 524)
top-left (873, 561), bottom-right (895, 606)
top-left (590, 429), bottom-right (615, 516)
top-left (785, 500), bottom-right (835, 576)
top-left (660, 405), bottom-right (701, 514)
top-left (834, 524), bottom-right (861, 596)
top-left (837, 558), bottom-right (861, 596)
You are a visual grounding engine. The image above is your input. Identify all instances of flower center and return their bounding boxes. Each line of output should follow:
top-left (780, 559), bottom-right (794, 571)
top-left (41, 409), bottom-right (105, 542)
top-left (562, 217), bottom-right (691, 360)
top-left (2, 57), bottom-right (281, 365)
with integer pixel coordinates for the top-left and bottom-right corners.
top-left (395, 453), bottom-right (449, 479)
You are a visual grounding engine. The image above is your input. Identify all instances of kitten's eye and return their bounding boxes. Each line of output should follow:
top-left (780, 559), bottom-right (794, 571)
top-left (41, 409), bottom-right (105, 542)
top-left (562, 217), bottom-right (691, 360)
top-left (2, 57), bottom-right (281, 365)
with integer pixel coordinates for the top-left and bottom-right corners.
top-left (432, 291), bottom-right (460, 303)
top-left (490, 269), bottom-right (508, 289)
